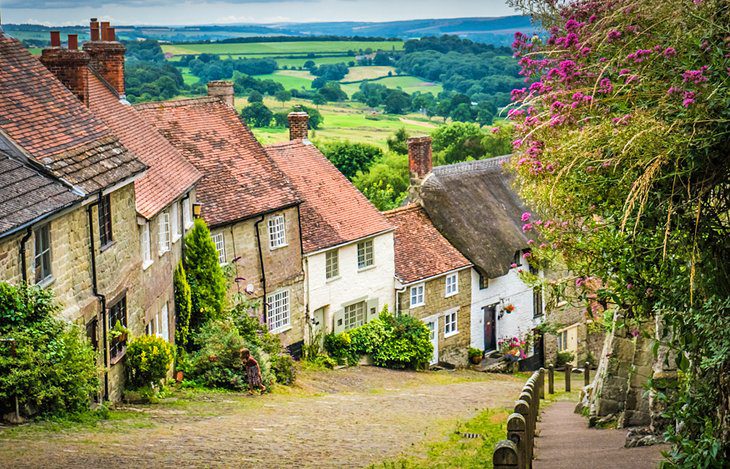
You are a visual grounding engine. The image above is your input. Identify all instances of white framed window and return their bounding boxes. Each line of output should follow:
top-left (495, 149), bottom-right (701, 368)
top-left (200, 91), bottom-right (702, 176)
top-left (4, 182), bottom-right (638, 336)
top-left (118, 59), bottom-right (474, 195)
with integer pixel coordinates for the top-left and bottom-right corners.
top-left (344, 301), bottom-right (367, 330)
top-left (357, 239), bottom-right (374, 269)
top-left (157, 302), bottom-right (170, 341)
top-left (325, 249), bottom-right (339, 280)
top-left (445, 272), bottom-right (459, 297)
top-left (141, 222), bottom-right (153, 269)
top-left (444, 310), bottom-right (458, 337)
top-left (182, 197), bottom-right (193, 229)
top-left (557, 330), bottom-right (568, 351)
top-left (410, 283), bottom-right (425, 308)
top-left (171, 202), bottom-right (181, 242)
top-left (33, 224), bottom-right (52, 284)
top-left (268, 214), bottom-right (287, 249)
top-left (158, 211), bottom-right (170, 255)
top-left (267, 289), bottom-right (290, 333)
top-left (211, 232), bottom-right (226, 264)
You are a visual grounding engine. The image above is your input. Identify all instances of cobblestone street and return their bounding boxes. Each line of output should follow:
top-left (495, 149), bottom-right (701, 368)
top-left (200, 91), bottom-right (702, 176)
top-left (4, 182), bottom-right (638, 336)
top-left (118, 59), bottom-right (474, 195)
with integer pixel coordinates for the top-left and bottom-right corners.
top-left (0, 368), bottom-right (523, 468)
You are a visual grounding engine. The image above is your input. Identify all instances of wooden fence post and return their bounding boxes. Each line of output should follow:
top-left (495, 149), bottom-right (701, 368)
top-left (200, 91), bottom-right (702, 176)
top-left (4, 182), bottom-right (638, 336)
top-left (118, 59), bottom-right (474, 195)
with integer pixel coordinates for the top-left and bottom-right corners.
top-left (584, 362), bottom-right (590, 386)
top-left (516, 396), bottom-right (533, 466)
top-left (565, 363), bottom-right (572, 392)
top-left (507, 413), bottom-right (527, 469)
top-left (548, 364), bottom-right (554, 394)
top-left (539, 368), bottom-right (545, 400)
top-left (493, 439), bottom-right (520, 469)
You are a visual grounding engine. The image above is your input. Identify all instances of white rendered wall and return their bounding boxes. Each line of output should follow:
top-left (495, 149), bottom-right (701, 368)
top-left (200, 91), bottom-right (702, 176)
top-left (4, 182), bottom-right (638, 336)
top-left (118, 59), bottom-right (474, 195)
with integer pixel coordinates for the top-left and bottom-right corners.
top-left (470, 262), bottom-right (543, 351)
top-left (306, 232), bottom-right (395, 333)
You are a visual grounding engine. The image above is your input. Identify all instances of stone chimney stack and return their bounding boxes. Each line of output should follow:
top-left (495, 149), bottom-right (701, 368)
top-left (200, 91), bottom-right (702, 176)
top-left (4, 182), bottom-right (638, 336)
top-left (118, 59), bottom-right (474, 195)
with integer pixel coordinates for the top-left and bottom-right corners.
top-left (288, 112), bottom-right (309, 140)
top-left (83, 19), bottom-right (126, 96)
top-left (207, 81), bottom-right (235, 108)
top-left (40, 31), bottom-right (91, 105)
top-left (408, 136), bottom-right (433, 181)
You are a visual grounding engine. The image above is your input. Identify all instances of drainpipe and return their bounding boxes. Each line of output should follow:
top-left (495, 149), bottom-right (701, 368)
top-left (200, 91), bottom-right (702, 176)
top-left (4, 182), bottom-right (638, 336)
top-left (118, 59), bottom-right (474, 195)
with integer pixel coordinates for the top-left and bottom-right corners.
top-left (87, 193), bottom-right (108, 401)
top-left (394, 281), bottom-right (407, 316)
top-left (18, 227), bottom-right (33, 283)
top-left (254, 215), bottom-right (267, 324)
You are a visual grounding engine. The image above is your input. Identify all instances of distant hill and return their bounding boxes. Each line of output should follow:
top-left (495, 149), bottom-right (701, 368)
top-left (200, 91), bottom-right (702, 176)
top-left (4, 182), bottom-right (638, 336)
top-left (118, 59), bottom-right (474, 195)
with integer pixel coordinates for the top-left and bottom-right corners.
top-left (5, 16), bottom-right (537, 47)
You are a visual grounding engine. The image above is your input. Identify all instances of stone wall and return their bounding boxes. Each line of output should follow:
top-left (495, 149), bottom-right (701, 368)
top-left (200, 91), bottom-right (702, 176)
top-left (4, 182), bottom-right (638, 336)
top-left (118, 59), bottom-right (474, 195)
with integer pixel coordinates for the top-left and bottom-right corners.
top-left (398, 267), bottom-right (472, 367)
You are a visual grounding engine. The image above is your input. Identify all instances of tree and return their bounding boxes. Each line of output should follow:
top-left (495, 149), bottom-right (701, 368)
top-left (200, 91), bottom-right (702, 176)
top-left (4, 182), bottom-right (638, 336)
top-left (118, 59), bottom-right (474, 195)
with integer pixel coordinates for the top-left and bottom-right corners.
top-left (295, 105), bottom-right (323, 129)
top-left (317, 82), bottom-right (347, 102)
top-left (321, 141), bottom-right (384, 180)
top-left (241, 102), bottom-right (273, 128)
top-left (274, 90), bottom-right (292, 103)
top-left (509, 0), bottom-right (729, 464)
top-left (353, 152), bottom-right (410, 210)
top-left (247, 90), bottom-right (263, 103)
top-left (386, 128), bottom-right (410, 155)
top-left (303, 60), bottom-right (316, 70)
top-left (431, 122), bottom-right (488, 164)
top-left (184, 219), bottom-right (227, 332)
top-left (174, 261), bottom-right (192, 351)
top-left (384, 90), bottom-right (411, 114)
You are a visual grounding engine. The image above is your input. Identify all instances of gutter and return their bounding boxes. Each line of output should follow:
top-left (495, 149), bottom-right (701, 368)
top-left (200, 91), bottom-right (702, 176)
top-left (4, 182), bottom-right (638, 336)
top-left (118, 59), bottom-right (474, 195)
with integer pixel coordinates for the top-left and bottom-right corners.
top-left (254, 215), bottom-right (267, 325)
top-left (87, 193), bottom-right (108, 401)
top-left (18, 228), bottom-right (33, 283)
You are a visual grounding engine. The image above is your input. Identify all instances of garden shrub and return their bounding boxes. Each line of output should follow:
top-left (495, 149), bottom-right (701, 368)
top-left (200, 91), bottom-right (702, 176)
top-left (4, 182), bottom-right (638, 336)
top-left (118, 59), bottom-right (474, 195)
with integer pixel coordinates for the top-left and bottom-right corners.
top-left (0, 283), bottom-right (98, 418)
top-left (323, 331), bottom-right (357, 365)
top-left (187, 318), bottom-right (272, 390)
top-left (184, 219), bottom-right (227, 333)
top-left (126, 335), bottom-right (174, 390)
top-left (173, 261), bottom-right (192, 351)
top-left (555, 351), bottom-right (575, 369)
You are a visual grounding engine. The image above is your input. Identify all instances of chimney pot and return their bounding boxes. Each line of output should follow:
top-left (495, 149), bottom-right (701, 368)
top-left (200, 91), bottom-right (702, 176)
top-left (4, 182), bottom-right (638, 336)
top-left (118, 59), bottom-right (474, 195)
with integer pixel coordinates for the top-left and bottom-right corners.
top-left (207, 81), bottom-right (235, 108)
top-left (68, 34), bottom-right (79, 50)
top-left (50, 31), bottom-right (61, 48)
top-left (90, 18), bottom-right (100, 41)
top-left (408, 136), bottom-right (433, 180)
top-left (107, 27), bottom-right (116, 42)
top-left (100, 21), bottom-right (110, 41)
top-left (288, 112), bottom-right (309, 140)
top-left (83, 23), bottom-right (126, 96)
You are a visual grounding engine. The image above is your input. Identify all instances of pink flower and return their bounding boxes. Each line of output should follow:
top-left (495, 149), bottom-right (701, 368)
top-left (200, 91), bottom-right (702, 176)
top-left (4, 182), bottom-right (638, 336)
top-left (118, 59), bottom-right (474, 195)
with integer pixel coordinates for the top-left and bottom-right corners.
top-left (607, 30), bottom-right (622, 42)
top-left (491, 127), bottom-right (500, 134)
top-left (512, 139), bottom-right (523, 149)
top-left (522, 252), bottom-right (532, 259)
top-left (663, 47), bottom-right (677, 58)
top-left (511, 263), bottom-right (518, 268)
top-left (522, 223), bottom-right (533, 232)
top-left (521, 212), bottom-right (532, 222)
top-left (682, 91), bottom-right (696, 107)
top-left (682, 66), bottom-right (709, 84)
top-left (597, 78), bottom-right (613, 94)
top-left (527, 239), bottom-right (535, 245)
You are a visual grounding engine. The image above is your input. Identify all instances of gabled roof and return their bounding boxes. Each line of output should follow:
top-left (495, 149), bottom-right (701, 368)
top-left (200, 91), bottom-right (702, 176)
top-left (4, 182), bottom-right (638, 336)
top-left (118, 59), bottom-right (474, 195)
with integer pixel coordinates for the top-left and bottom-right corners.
top-left (419, 156), bottom-right (529, 279)
top-left (135, 97), bottom-right (300, 227)
top-left (87, 73), bottom-right (201, 219)
top-left (0, 32), bottom-right (145, 194)
top-left (0, 134), bottom-right (82, 238)
top-left (384, 204), bottom-right (471, 285)
top-left (265, 139), bottom-right (393, 254)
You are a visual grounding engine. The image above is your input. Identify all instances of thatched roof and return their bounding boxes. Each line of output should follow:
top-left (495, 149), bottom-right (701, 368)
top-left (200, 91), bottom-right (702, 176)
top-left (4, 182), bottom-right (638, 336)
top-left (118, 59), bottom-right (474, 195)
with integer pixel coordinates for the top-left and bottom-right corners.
top-left (419, 155), bottom-right (529, 279)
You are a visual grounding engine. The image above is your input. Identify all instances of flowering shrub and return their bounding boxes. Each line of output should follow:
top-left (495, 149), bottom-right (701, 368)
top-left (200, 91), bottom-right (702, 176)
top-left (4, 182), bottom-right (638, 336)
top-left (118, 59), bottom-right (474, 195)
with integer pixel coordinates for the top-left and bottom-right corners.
top-left (126, 335), bottom-right (174, 390)
top-left (507, 0), bottom-right (729, 463)
top-left (498, 335), bottom-right (528, 359)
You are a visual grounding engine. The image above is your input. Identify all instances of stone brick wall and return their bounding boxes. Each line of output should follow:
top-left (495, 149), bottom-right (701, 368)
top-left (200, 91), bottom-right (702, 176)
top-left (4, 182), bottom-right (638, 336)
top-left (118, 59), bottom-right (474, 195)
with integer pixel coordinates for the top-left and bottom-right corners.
top-left (288, 112), bottom-right (309, 140)
top-left (39, 48), bottom-right (90, 104)
top-left (408, 136), bottom-right (433, 181)
top-left (398, 268), bottom-right (472, 367)
top-left (83, 41), bottom-right (126, 95)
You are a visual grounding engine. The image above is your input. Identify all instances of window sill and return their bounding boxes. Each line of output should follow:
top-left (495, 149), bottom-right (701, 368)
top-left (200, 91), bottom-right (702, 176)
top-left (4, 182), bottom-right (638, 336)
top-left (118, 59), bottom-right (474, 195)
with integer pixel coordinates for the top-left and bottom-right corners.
top-left (269, 325), bottom-right (292, 335)
top-left (158, 248), bottom-right (170, 258)
top-left (36, 276), bottom-right (55, 289)
top-left (445, 291), bottom-right (458, 298)
top-left (172, 234), bottom-right (182, 243)
top-left (100, 241), bottom-right (115, 253)
top-left (326, 275), bottom-right (341, 283)
top-left (444, 330), bottom-right (459, 339)
top-left (110, 347), bottom-right (126, 365)
top-left (410, 302), bottom-right (425, 309)
top-left (184, 222), bottom-right (194, 230)
top-left (269, 243), bottom-right (288, 251)
top-left (357, 264), bottom-right (376, 273)
top-left (142, 259), bottom-right (154, 271)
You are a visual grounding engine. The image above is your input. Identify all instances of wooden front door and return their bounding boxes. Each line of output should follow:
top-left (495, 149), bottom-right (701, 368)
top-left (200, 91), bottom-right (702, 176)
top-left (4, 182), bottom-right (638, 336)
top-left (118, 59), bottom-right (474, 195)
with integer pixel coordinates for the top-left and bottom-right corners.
top-left (483, 304), bottom-right (497, 351)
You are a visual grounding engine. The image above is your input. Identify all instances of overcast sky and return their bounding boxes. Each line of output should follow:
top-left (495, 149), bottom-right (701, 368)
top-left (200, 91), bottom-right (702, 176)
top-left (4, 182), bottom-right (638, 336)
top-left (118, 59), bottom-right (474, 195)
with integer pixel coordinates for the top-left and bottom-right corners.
top-left (2, 0), bottom-right (519, 26)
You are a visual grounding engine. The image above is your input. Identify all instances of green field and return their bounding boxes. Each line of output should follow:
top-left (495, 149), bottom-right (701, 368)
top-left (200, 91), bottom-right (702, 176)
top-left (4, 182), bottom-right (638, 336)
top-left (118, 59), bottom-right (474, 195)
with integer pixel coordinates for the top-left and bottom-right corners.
top-left (341, 75), bottom-right (443, 97)
top-left (257, 70), bottom-right (314, 90)
top-left (162, 40), bottom-right (402, 56)
top-left (341, 66), bottom-right (396, 82)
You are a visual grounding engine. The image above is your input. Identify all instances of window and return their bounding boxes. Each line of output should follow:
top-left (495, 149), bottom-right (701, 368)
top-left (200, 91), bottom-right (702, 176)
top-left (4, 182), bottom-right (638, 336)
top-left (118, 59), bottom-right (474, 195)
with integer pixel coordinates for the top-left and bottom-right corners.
top-left (268, 214), bottom-right (287, 249)
top-left (158, 211), bottom-right (170, 255)
top-left (98, 194), bottom-right (113, 247)
top-left (325, 249), bottom-right (339, 280)
top-left (444, 310), bottom-right (458, 337)
top-left (357, 239), bottom-right (374, 269)
top-left (410, 283), bottom-right (425, 308)
top-left (182, 197), bottom-right (193, 229)
top-left (513, 250), bottom-right (522, 267)
top-left (478, 273), bottom-right (489, 290)
top-left (557, 330), bottom-right (568, 351)
top-left (211, 232), bottom-right (226, 264)
top-left (108, 296), bottom-right (127, 361)
top-left (445, 272), bottom-right (459, 297)
top-left (344, 301), bottom-right (367, 330)
top-left (141, 222), bottom-right (152, 269)
top-left (533, 287), bottom-right (544, 318)
top-left (158, 302), bottom-right (169, 341)
top-left (33, 224), bottom-right (52, 284)
top-left (267, 289), bottom-right (290, 333)
top-left (171, 202), bottom-right (181, 241)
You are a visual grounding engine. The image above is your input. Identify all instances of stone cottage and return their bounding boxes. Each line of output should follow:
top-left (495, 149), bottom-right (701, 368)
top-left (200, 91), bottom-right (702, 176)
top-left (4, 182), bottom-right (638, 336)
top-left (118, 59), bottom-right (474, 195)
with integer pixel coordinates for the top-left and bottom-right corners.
top-left (135, 85), bottom-right (307, 352)
top-left (406, 137), bottom-right (545, 365)
top-left (0, 30), bottom-right (147, 400)
top-left (384, 204), bottom-right (472, 366)
top-left (265, 113), bottom-right (395, 340)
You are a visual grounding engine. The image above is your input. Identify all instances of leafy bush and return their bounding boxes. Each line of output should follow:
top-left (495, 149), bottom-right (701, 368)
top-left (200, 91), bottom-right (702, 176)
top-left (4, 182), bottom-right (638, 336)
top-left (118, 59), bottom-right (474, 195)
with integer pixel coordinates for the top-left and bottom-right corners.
top-left (173, 261), bottom-right (192, 351)
top-left (324, 332), bottom-right (356, 365)
top-left (320, 141), bottom-right (384, 180)
top-left (126, 335), bottom-right (174, 390)
top-left (184, 219), bottom-right (227, 334)
top-left (0, 283), bottom-right (97, 418)
top-left (469, 348), bottom-right (483, 360)
top-left (269, 354), bottom-right (295, 385)
top-left (556, 351), bottom-right (575, 368)
top-left (186, 319), bottom-right (272, 391)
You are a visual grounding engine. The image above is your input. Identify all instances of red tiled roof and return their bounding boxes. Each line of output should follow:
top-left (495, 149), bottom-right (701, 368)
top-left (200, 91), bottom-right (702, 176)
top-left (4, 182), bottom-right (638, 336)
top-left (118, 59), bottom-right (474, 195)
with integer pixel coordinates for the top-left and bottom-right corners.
top-left (88, 74), bottom-right (201, 218)
top-left (0, 33), bottom-right (144, 193)
top-left (265, 139), bottom-right (392, 253)
top-left (135, 97), bottom-right (299, 227)
top-left (384, 204), bottom-right (471, 284)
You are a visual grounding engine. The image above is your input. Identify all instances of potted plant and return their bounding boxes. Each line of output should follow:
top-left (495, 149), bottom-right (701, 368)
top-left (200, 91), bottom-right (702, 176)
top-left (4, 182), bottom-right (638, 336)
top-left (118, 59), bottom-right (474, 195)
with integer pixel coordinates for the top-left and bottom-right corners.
top-left (109, 320), bottom-right (130, 343)
top-left (504, 303), bottom-right (516, 313)
top-left (468, 347), bottom-right (483, 364)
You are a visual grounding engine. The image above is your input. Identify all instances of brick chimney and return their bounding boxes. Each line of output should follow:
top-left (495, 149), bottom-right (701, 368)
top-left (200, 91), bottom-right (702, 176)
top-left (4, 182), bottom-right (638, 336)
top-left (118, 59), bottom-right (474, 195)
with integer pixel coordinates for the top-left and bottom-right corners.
top-left (40, 31), bottom-right (91, 105)
top-left (83, 19), bottom-right (126, 96)
top-left (288, 112), bottom-right (309, 140)
top-left (408, 136), bottom-right (433, 180)
top-left (207, 81), bottom-right (235, 107)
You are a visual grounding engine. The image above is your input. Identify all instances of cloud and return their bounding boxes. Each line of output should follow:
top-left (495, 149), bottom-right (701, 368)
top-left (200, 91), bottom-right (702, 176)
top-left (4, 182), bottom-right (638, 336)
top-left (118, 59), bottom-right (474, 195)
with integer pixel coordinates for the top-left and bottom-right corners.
top-left (4, 0), bottom-right (298, 8)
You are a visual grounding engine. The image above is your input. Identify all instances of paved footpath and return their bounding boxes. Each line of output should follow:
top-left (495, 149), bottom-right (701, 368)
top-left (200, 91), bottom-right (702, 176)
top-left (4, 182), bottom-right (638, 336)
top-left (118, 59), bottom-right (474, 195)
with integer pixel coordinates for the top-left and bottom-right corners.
top-left (535, 401), bottom-right (670, 469)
